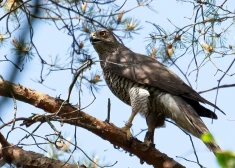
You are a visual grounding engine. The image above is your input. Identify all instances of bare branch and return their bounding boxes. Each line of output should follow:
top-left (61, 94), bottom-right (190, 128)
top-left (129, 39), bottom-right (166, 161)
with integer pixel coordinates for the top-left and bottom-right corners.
top-left (0, 80), bottom-right (185, 168)
top-left (198, 83), bottom-right (235, 94)
top-left (0, 132), bottom-right (78, 168)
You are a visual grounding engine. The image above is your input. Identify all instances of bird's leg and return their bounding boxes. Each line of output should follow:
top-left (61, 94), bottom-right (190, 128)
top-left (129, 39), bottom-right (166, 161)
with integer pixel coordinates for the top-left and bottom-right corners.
top-left (121, 110), bottom-right (138, 141)
top-left (144, 112), bottom-right (157, 147)
top-left (144, 112), bottom-right (165, 148)
top-left (122, 86), bottom-right (150, 142)
top-left (144, 125), bottom-right (155, 147)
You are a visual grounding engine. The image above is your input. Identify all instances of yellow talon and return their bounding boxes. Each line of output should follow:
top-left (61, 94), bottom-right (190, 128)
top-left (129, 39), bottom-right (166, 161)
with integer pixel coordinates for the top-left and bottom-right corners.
top-left (121, 125), bottom-right (133, 141)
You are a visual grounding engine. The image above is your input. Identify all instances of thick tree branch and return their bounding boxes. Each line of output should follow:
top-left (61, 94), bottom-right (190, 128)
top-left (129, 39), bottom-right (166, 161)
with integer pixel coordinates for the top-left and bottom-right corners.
top-left (0, 132), bottom-right (78, 168)
top-left (0, 80), bottom-right (185, 168)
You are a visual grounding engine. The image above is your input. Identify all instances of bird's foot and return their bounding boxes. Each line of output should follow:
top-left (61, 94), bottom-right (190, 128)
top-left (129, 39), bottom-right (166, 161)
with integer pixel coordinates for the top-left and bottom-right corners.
top-left (143, 131), bottom-right (155, 151)
top-left (121, 124), bottom-right (133, 145)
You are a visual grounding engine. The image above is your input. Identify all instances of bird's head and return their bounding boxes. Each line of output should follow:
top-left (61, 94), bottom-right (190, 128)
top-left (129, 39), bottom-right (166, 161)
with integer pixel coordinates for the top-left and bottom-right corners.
top-left (90, 30), bottom-right (117, 44)
top-left (90, 30), bottom-right (120, 56)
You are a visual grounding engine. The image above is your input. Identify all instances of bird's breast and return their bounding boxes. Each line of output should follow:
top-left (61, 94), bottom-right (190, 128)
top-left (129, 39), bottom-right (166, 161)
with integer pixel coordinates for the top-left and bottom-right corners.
top-left (102, 68), bottom-right (134, 105)
top-left (102, 68), bottom-right (164, 114)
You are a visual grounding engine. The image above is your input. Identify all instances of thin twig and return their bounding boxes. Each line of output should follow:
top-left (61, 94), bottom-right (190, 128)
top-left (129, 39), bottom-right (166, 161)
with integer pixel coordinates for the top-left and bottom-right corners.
top-left (66, 59), bottom-right (93, 103)
top-left (166, 119), bottom-right (201, 167)
top-left (105, 98), bottom-right (111, 123)
top-left (214, 58), bottom-right (235, 113)
top-left (198, 83), bottom-right (235, 94)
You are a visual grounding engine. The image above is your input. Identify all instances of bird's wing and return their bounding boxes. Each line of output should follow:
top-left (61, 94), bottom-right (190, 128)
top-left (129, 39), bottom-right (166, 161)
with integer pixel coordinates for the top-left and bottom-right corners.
top-left (104, 49), bottom-right (225, 114)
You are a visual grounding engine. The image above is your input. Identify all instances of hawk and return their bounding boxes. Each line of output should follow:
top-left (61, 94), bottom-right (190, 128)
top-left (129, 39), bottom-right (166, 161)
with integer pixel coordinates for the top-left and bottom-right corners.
top-left (90, 30), bottom-right (224, 153)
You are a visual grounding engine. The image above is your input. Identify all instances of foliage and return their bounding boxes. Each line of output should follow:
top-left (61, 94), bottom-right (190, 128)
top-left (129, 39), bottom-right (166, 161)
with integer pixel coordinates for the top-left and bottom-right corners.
top-left (202, 133), bottom-right (235, 168)
top-left (216, 151), bottom-right (235, 168)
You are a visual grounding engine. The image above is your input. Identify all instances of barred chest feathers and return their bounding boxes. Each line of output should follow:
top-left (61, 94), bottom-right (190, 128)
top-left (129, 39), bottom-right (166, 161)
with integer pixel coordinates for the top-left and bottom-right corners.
top-left (102, 66), bottom-right (164, 117)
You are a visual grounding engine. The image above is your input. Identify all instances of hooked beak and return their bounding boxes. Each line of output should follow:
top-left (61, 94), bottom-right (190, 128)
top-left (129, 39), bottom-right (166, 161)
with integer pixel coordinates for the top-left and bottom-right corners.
top-left (90, 32), bottom-right (102, 45)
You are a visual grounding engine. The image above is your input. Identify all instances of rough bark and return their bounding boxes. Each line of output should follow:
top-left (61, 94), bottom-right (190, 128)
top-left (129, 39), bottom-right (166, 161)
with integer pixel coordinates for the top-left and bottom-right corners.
top-left (0, 80), bottom-right (185, 168)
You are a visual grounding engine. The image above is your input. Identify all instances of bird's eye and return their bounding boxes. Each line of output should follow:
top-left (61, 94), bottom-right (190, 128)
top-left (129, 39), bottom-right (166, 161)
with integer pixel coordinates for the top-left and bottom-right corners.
top-left (100, 31), bottom-right (106, 37)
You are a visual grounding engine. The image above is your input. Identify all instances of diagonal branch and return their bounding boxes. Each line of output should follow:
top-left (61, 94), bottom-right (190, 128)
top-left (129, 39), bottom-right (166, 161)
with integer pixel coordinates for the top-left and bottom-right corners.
top-left (0, 80), bottom-right (185, 168)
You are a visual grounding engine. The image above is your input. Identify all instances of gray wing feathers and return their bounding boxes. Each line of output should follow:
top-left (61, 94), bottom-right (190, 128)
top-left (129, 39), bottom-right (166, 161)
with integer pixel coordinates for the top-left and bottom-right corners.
top-left (105, 49), bottom-right (225, 114)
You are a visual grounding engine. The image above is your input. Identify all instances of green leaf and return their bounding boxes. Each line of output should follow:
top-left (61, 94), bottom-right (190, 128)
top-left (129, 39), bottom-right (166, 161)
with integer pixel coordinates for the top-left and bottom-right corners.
top-left (216, 151), bottom-right (235, 168)
top-left (201, 132), bottom-right (214, 143)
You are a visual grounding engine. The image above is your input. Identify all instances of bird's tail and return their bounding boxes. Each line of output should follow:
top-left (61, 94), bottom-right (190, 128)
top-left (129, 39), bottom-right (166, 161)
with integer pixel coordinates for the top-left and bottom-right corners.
top-left (204, 139), bottom-right (221, 156)
top-left (163, 95), bottom-right (221, 155)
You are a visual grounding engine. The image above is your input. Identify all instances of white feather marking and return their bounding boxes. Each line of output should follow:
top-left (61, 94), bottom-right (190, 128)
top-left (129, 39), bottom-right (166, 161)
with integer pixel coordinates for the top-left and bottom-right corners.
top-left (129, 87), bottom-right (150, 115)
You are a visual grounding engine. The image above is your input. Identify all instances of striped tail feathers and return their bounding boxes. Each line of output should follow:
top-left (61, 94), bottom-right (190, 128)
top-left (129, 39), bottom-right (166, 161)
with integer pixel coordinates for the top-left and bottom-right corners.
top-left (167, 95), bottom-right (221, 155)
top-left (201, 132), bottom-right (221, 155)
top-left (205, 142), bottom-right (221, 156)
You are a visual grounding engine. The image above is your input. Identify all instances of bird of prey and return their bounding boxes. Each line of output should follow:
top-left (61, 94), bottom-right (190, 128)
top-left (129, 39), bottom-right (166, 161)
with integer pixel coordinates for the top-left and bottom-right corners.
top-left (90, 29), bottom-right (224, 153)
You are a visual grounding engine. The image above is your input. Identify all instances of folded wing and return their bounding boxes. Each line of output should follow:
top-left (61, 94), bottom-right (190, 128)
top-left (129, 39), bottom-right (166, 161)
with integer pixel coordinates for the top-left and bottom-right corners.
top-left (104, 48), bottom-right (225, 115)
